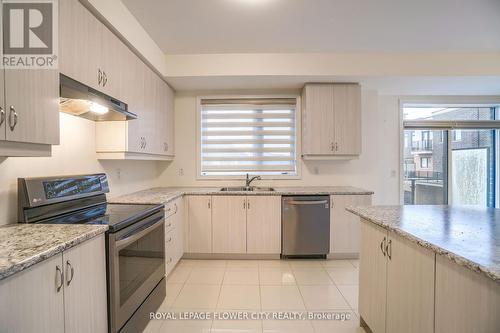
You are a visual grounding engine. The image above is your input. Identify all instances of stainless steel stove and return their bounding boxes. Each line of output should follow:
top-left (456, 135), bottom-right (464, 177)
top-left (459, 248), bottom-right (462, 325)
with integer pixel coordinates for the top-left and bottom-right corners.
top-left (17, 173), bottom-right (166, 333)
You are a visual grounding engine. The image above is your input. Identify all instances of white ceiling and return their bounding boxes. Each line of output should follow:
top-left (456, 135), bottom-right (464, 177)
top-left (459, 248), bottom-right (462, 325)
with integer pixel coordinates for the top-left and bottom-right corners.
top-left (122, 0), bottom-right (500, 54)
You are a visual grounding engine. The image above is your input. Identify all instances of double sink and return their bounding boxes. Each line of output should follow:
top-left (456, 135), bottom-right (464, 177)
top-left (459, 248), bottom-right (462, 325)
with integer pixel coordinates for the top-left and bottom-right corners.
top-left (219, 186), bottom-right (275, 192)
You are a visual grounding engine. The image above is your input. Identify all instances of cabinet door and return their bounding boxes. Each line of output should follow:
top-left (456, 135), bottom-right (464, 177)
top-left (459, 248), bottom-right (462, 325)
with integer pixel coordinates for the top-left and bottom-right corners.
top-left (302, 84), bottom-right (335, 155)
top-left (333, 84), bottom-right (361, 155)
top-left (126, 56), bottom-right (146, 153)
top-left (142, 66), bottom-right (158, 154)
top-left (4, 69), bottom-right (59, 144)
top-left (330, 194), bottom-right (372, 255)
top-left (386, 233), bottom-right (435, 333)
top-left (212, 196), bottom-right (247, 253)
top-left (435, 255), bottom-right (500, 333)
top-left (187, 196), bottom-right (212, 253)
top-left (59, 0), bottom-right (101, 89)
top-left (246, 196), bottom-right (281, 254)
top-left (0, 254), bottom-right (64, 333)
top-left (100, 26), bottom-right (122, 98)
top-left (63, 235), bottom-right (107, 333)
top-left (174, 197), bottom-right (185, 261)
top-left (164, 83), bottom-right (175, 156)
top-left (359, 220), bottom-right (387, 333)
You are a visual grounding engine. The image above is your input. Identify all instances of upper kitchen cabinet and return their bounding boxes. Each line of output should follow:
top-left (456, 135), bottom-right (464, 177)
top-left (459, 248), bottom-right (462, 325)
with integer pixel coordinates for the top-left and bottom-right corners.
top-left (301, 83), bottom-right (361, 159)
top-left (59, 0), bottom-right (119, 97)
top-left (59, 0), bottom-right (175, 160)
top-left (0, 4), bottom-right (59, 156)
top-left (59, 0), bottom-right (101, 90)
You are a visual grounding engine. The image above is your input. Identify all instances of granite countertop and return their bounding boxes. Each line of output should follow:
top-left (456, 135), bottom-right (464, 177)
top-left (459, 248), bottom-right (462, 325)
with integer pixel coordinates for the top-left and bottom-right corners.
top-left (347, 205), bottom-right (500, 282)
top-left (0, 224), bottom-right (108, 281)
top-left (109, 186), bottom-right (374, 205)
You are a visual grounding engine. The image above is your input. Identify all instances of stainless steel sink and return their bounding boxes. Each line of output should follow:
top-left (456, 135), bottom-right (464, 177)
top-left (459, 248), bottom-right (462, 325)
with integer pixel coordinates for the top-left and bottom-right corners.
top-left (219, 186), bottom-right (275, 192)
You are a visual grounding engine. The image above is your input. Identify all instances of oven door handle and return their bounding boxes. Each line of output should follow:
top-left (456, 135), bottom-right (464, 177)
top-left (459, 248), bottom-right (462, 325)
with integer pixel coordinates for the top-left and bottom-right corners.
top-left (115, 216), bottom-right (164, 250)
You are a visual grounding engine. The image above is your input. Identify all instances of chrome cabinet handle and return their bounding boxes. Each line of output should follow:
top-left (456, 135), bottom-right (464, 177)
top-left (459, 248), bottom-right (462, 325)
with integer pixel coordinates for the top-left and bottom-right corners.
top-left (166, 222), bottom-right (172, 227)
top-left (174, 203), bottom-right (178, 213)
top-left (167, 237), bottom-right (172, 243)
top-left (66, 260), bottom-right (74, 286)
top-left (164, 142), bottom-right (168, 152)
top-left (0, 107), bottom-right (4, 127)
top-left (56, 265), bottom-right (64, 292)
top-left (167, 258), bottom-right (173, 264)
top-left (380, 237), bottom-right (386, 256)
top-left (386, 239), bottom-right (392, 260)
top-left (208, 200), bottom-right (211, 209)
top-left (243, 200), bottom-right (246, 209)
top-left (98, 69), bottom-right (102, 85)
top-left (335, 142), bottom-right (339, 151)
top-left (247, 199), bottom-right (250, 209)
top-left (8, 106), bottom-right (17, 131)
top-left (103, 71), bottom-right (107, 87)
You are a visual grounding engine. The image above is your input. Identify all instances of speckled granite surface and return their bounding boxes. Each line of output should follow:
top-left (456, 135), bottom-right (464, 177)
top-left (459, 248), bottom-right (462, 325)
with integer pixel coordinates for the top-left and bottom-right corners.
top-left (109, 186), bottom-right (374, 205)
top-left (0, 224), bottom-right (108, 281)
top-left (347, 205), bottom-right (500, 282)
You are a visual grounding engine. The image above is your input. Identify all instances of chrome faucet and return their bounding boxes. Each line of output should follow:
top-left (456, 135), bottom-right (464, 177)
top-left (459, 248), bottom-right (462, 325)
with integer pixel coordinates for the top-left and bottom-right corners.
top-left (245, 173), bottom-right (261, 188)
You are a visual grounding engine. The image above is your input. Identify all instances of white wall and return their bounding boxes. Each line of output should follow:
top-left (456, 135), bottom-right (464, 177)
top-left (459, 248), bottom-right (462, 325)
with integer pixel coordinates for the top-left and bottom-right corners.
top-left (159, 90), bottom-right (400, 205)
top-left (0, 113), bottom-right (166, 225)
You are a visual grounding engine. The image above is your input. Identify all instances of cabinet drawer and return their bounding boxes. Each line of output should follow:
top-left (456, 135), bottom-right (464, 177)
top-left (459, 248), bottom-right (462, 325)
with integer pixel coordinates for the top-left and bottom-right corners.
top-left (165, 216), bottom-right (174, 234)
top-left (165, 229), bottom-right (175, 274)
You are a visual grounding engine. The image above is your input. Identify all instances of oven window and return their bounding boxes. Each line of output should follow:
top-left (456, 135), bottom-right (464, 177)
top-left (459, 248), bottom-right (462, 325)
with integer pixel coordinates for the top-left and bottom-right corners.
top-left (118, 227), bottom-right (164, 306)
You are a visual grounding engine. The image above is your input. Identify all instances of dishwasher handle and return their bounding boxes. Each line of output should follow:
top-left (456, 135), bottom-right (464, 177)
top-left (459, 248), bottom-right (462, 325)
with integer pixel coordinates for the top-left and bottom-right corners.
top-left (286, 200), bottom-right (328, 205)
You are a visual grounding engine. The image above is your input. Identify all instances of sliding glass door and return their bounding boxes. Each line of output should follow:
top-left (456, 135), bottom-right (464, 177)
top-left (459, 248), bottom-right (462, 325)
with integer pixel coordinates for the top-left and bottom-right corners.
top-left (403, 106), bottom-right (498, 207)
top-left (403, 130), bottom-right (448, 205)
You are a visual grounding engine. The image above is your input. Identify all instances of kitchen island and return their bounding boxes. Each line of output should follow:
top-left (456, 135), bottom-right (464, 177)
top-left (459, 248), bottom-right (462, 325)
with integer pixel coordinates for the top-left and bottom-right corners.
top-left (347, 205), bottom-right (500, 333)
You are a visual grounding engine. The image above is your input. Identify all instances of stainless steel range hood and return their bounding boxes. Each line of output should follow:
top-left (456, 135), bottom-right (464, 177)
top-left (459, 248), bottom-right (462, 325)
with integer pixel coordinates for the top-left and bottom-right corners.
top-left (59, 74), bottom-right (137, 121)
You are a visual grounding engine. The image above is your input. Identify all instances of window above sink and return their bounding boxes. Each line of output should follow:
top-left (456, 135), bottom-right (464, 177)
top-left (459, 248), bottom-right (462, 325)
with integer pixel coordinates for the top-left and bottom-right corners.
top-left (197, 96), bottom-right (300, 180)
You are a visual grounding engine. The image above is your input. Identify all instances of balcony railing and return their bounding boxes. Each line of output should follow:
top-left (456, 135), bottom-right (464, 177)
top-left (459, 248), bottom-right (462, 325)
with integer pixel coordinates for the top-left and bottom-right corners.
top-left (411, 139), bottom-right (433, 151)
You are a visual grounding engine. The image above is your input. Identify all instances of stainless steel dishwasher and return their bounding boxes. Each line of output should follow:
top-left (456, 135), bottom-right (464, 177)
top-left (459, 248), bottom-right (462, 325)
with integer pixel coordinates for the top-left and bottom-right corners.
top-left (282, 195), bottom-right (330, 258)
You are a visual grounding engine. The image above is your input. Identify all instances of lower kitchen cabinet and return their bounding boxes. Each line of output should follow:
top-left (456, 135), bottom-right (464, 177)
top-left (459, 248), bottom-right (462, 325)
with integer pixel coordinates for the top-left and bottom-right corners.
top-left (385, 233), bottom-right (435, 333)
top-left (246, 196), bottom-right (281, 254)
top-left (212, 196), bottom-right (247, 253)
top-left (0, 235), bottom-right (107, 333)
top-left (185, 195), bottom-right (282, 255)
top-left (165, 197), bottom-right (185, 275)
top-left (435, 255), bottom-right (500, 333)
top-left (330, 194), bottom-right (371, 256)
top-left (187, 196), bottom-right (212, 253)
top-left (359, 221), bottom-right (388, 333)
top-left (0, 253), bottom-right (64, 333)
top-left (63, 235), bottom-right (108, 333)
top-left (359, 220), bottom-right (434, 333)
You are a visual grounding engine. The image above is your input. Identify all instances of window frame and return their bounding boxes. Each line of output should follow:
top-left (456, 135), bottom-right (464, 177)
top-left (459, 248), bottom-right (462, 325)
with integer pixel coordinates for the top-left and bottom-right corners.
top-left (399, 96), bottom-right (500, 205)
top-left (196, 95), bottom-right (302, 180)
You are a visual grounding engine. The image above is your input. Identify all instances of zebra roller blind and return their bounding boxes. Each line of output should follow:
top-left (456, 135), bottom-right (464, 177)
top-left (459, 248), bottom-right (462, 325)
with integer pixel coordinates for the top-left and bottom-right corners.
top-left (200, 98), bottom-right (297, 176)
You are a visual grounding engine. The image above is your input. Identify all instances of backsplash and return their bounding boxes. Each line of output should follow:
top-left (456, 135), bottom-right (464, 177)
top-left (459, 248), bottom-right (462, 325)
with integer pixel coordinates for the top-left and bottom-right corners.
top-left (0, 113), bottom-right (165, 225)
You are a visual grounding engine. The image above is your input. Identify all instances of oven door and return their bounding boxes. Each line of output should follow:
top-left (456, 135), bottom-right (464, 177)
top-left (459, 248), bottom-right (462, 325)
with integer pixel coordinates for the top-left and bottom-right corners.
top-left (108, 210), bottom-right (165, 332)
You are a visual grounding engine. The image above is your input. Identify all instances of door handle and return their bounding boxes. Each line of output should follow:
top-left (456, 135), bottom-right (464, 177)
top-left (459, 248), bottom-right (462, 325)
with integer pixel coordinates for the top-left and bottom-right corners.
top-left (8, 106), bottom-right (17, 131)
top-left (380, 237), bottom-right (386, 256)
top-left (386, 239), bottom-right (392, 260)
top-left (55, 265), bottom-right (64, 292)
top-left (66, 260), bottom-right (74, 286)
top-left (0, 107), bottom-right (4, 127)
top-left (287, 200), bottom-right (328, 205)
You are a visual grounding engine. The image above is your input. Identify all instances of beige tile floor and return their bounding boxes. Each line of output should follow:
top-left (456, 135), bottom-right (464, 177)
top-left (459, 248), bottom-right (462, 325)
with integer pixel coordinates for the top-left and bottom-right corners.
top-left (144, 259), bottom-right (366, 333)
